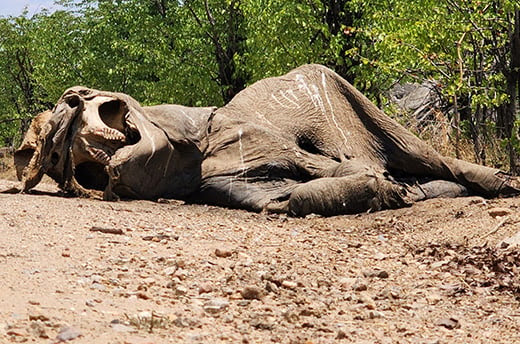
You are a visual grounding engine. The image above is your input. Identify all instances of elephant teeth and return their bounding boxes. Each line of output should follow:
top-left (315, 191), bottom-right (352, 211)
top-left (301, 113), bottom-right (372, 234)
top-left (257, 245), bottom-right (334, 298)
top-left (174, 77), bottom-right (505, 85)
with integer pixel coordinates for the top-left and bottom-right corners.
top-left (93, 128), bottom-right (126, 141)
top-left (87, 147), bottom-right (110, 165)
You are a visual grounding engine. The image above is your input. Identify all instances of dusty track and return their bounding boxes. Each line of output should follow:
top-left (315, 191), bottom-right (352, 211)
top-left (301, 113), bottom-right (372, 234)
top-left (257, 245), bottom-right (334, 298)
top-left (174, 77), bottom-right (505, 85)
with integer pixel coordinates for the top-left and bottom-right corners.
top-left (1, 178), bottom-right (520, 343)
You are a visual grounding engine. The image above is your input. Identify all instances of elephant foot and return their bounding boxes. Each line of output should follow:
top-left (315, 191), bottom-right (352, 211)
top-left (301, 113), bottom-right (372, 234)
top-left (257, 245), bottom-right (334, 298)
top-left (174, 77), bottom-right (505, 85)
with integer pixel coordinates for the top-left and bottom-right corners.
top-left (495, 172), bottom-right (520, 197)
top-left (286, 173), bottom-right (410, 217)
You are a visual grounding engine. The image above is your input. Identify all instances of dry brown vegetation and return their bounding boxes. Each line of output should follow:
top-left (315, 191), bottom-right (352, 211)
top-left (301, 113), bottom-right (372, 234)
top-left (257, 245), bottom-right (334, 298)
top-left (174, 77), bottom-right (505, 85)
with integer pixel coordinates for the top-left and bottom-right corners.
top-left (0, 152), bottom-right (15, 181)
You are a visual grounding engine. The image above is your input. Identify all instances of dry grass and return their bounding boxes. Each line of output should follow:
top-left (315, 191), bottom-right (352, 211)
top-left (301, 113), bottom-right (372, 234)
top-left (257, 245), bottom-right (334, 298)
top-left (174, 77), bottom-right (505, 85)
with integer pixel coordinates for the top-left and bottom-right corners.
top-left (399, 109), bottom-right (509, 170)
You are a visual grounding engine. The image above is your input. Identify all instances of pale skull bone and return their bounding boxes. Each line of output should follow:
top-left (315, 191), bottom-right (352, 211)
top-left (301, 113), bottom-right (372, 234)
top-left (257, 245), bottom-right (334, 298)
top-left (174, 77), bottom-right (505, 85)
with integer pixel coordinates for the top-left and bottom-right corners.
top-left (72, 95), bottom-right (127, 167)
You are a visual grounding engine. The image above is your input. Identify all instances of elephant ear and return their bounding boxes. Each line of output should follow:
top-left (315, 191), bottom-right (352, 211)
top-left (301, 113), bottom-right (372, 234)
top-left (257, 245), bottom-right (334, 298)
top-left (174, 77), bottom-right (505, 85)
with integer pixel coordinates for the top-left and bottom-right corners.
top-left (15, 92), bottom-right (84, 192)
top-left (14, 110), bottom-right (53, 184)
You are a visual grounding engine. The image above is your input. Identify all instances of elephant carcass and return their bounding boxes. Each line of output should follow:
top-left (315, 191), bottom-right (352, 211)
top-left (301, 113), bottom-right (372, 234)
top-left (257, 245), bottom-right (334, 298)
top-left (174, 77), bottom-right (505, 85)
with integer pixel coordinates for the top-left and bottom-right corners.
top-left (14, 86), bottom-right (214, 200)
top-left (193, 65), bottom-right (520, 215)
top-left (14, 65), bottom-right (520, 216)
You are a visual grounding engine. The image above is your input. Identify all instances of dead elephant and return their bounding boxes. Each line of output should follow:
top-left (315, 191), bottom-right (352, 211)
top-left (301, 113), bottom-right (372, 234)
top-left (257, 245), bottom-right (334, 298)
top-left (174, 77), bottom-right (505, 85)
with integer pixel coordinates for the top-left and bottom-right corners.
top-left (13, 64), bottom-right (520, 216)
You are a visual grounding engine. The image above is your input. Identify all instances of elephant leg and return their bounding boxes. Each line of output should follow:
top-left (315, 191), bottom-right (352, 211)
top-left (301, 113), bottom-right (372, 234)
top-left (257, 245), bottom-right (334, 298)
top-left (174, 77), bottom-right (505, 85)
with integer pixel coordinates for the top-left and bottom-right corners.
top-left (441, 157), bottom-right (520, 197)
top-left (286, 172), bottom-right (411, 217)
top-left (193, 176), bottom-right (298, 212)
top-left (406, 179), bottom-right (468, 202)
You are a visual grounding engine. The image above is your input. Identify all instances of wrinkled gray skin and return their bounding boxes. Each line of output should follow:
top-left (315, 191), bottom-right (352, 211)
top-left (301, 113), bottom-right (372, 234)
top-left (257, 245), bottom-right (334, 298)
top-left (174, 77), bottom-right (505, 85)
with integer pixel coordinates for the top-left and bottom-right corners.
top-left (14, 65), bottom-right (520, 216)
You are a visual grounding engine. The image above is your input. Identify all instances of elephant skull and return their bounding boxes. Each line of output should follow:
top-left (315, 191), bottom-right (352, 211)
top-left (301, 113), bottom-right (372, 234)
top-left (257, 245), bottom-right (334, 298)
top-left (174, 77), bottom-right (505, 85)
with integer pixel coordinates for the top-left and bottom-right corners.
top-left (15, 87), bottom-right (206, 201)
top-left (72, 95), bottom-right (127, 165)
top-left (67, 94), bottom-right (137, 190)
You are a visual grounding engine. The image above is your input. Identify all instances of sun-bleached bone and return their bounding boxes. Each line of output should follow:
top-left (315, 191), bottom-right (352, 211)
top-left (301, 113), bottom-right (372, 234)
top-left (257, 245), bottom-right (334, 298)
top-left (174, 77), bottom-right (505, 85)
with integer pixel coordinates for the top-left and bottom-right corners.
top-left (73, 96), bottom-right (127, 166)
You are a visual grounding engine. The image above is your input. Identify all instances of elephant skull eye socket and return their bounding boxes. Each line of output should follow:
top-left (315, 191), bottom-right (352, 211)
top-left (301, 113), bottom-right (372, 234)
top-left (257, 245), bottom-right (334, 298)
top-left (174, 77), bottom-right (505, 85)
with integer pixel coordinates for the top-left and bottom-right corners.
top-left (65, 95), bottom-right (80, 109)
top-left (99, 99), bottom-right (126, 133)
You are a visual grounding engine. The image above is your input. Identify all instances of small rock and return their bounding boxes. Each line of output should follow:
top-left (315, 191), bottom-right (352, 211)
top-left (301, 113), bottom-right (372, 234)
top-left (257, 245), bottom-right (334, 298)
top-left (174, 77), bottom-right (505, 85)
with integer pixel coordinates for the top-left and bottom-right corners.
top-left (85, 300), bottom-right (95, 307)
top-left (175, 286), bottom-right (188, 296)
top-left (136, 292), bottom-right (150, 300)
top-left (237, 323), bottom-right (250, 334)
top-left (223, 287), bottom-right (234, 295)
top-left (198, 283), bottom-right (213, 294)
top-left (488, 207), bottom-right (511, 218)
top-left (436, 317), bottom-right (460, 329)
top-left (336, 329), bottom-right (348, 339)
top-left (352, 280), bottom-right (368, 292)
top-left (174, 269), bottom-right (189, 280)
top-left (374, 251), bottom-right (387, 260)
top-left (469, 197), bottom-right (486, 205)
top-left (173, 317), bottom-right (190, 328)
top-left (23, 269), bottom-right (40, 275)
top-left (426, 293), bottom-right (442, 305)
top-left (215, 248), bottom-right (233, 258)
top-left (56, 326), bottom-right (82, 342)
top-left (238, 252), bottom-right (253, 266)
top-left (61, 249), bottom-right (71, 258)
top-left (367, 310), bottom-right (385, 319)
top-left (378, 233), bottom-right (389, 241)
top-left (163, 267), bottom-right (177, 276)
top-left (427, 340), bottom-right (442, 344)
top-left (338, 277), bottom-right (354, 291)
top-left (265, 281), bottom-right (279, 293)
top-left (203, 299), bottom-right (230, 314)
top-left (108, 278), bottom-right (122, 286)
top-left (281, 280), bottom-right (298, 289)
top-left (352, 312), bottom-right (367, 321)
top-left (241, 286), bottom-right (263, 300)
top-left (250, 315), bottom-right (275, 330)
top-left (362, 269), bottom-right (389, 279)
top-left (261, 272), bottom-right (274, 281)
top-left (358, 292), bottom-right (376, 310)
top-left (137, 311), bottom-right (152, 321)
top-left (282, 310), bottom-right (299, 323)
top-left (175, 259), bottom-right (186, 268)
top-left (317, 279), bottom-right (331, 288)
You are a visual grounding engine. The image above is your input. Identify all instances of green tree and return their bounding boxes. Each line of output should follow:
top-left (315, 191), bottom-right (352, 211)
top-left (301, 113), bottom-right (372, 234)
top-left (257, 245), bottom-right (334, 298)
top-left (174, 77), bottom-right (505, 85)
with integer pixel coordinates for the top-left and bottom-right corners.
top-left (350, 0), bottom-right (520, 170)
top-left (0, 15), bottom-right (53, 145)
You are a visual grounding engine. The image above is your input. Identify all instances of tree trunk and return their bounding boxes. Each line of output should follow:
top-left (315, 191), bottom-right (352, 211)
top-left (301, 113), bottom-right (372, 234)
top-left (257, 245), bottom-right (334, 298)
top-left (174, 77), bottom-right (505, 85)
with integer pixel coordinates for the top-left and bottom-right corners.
top-left (187, 0), bottom-right (248, 104)
top-left (507, 9), bottom-right (520, 174)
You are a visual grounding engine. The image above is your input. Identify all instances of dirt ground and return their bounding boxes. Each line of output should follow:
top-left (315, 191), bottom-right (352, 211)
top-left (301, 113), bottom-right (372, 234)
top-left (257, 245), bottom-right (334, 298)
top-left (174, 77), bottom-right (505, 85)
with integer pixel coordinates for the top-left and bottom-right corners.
top-left (1, 171), bottom-right (520, 343)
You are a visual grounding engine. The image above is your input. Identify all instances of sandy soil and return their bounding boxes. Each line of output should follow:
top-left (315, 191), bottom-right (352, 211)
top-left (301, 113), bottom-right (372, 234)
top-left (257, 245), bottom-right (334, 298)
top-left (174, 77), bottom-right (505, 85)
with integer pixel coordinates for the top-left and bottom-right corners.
top-left (1, 176), bottom-right (520, 344)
